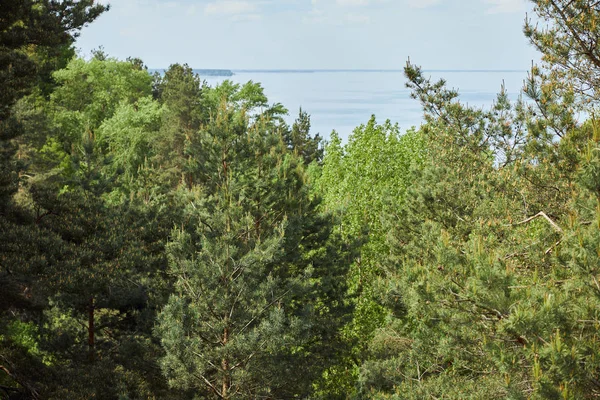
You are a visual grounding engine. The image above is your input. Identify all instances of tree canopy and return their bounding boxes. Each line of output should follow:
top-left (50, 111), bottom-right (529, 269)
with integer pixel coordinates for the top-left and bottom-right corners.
top-left (3, 0), bottom-right (600, 399)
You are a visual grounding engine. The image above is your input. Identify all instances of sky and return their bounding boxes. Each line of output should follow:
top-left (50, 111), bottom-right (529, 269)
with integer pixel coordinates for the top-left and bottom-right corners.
top-left (76, 0), bottom-right (541, 70)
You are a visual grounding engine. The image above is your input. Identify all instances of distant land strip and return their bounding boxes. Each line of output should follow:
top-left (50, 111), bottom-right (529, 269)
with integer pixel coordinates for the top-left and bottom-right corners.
top-left (149, 69), bottom-right (234, 76)
top-left (231, 69), bottom-right (528, 73)
top-left (149, 69), bottom-right (527, 75)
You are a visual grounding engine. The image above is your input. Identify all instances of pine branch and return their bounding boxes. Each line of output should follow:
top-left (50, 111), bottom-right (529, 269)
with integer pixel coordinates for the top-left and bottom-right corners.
top-left (0, 361), bottom-right (40, 400)
top-left (194, 372), bottom-right (223, 399)
top-left (548, 0), bottom-right (600, 70)
top-left (235, 289), bottom-right (291, 336)
top-left (509, 211), bottom-right (563, 233)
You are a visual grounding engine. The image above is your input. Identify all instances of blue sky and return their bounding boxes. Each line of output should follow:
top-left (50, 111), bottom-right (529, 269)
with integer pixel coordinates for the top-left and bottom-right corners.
top-left (78, 0), bottom-right (540, 70)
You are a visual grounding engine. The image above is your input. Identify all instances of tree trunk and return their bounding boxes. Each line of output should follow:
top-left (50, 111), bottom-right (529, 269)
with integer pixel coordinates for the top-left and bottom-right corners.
top-left (88, 296), bottom-right (95, 362)
top-left (222, 326), bottom-right (230, 399)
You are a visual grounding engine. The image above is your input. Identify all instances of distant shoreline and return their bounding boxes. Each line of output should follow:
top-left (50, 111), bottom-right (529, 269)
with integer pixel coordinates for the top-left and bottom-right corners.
top-left (232, 69), bottom-right (527, 73)
top-left (148, 68), bottom-right (235, 77)
top-left (149, 68), bottom-right (527, 75)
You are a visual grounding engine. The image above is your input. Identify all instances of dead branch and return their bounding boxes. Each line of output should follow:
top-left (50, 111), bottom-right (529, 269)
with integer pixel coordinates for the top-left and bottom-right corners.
top-left (545, 239), bottom-right (563, 255)
top-left (509, 212), bottom-right (563, 233)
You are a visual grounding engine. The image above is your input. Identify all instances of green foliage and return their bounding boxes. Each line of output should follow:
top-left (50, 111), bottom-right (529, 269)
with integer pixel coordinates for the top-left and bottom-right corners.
top-left (316, 116), bottom-right (425, 396)
top-left (6, 1), bottom-right (600, 399)
top-left (284, 108), bottom-right (324, 165)
top-left (525, 0), bottom-right (600, 103)
top-left (50, 56), bottom-right (153, 143)
top-left (152, 64), bottom-right (205, 189)
top-left (0, 0), bottom-right (106, 210)
top-left (98, 96), bottom-right (163, 182)
top-left (156, 83), bottom-right (354, 399)
top-left (0, 0), bottom-right (107, 112)
top-left (355, 53), bottom-right (600, 398)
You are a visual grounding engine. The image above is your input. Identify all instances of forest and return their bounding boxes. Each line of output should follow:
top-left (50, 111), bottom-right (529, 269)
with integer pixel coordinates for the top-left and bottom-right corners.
top-left (2, 0), bottom-right (600, 399)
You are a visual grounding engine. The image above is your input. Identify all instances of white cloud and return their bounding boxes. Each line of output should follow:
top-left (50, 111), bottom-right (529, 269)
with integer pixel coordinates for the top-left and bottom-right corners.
top-left (336, 0), bottom-right (370, 6)
top-left (404, 0), bottom-right (441, 8)
top-left (484, 0), bottom-right (525, 14)
top-left (302, 8), bottom-right (329, 24)
top-left (77, 0), bottom-right (541, 71)
top-left (303, 0), bottom-right (441, 26)
top-left (305, 0), bottom-right (371, 24)
top-left (161, 1), bottom-right (179, 9)
top-left (231, 13), bottom-right (262, 21)
top-left (187, 4), bottom-right (197, 15)
top-left (345, 13), bottom-right (370, 23)
top-left (204, 1), bottom-right (257, 15)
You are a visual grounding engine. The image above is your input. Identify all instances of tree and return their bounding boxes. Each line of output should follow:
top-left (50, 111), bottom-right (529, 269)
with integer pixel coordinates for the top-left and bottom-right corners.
top-left (315, 117), bottom-right (424, 396)
top-left (153, 64), bottom-right (204, 189)
top-left (356, 53), bottom-right (600, 398)
top-left (0, 0), bottom-right (106, 208)
top-left (31, 56), bottom-right (181, 399)
top-left (0, 0), bottom-right (107, 111)
top-left (284, 108), bottom-right (323, 165)
top-left (525, 0), bottom-right (600, 102)
top-left (2, 45), bottom-right (184, 396)
top-left (1, 1), bottom-right (108, 397)
top-left (157, 84), bottom-right (354, 399)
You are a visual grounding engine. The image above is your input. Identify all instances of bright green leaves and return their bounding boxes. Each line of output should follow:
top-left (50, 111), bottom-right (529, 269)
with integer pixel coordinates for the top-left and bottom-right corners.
top-left (51, 56), bottom-right (153, 142)
top-left (36, 57), bottom-right (159, 200)
top-left (320, 116), bottom-right (424, 258)
top-left (98, 96), bottom-right (163, 179)
top-left (316, 116), bottom-right (425, 396)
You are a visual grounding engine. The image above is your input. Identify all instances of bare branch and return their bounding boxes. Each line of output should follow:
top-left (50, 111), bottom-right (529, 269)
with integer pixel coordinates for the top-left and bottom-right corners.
top-left (509, 211), bottom-right (563, 233)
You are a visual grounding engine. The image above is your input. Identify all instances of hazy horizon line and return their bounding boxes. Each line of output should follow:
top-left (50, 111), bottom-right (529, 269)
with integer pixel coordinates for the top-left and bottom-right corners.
top-left (148, 68), bottom-right (528, 73)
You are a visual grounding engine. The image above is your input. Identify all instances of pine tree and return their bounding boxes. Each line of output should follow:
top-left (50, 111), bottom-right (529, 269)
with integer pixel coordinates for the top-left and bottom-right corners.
top-left (157, 83), bottom-right (355, 398)
top-left (284, 108), bottom-right (323, 165)
top-left (153, 64), bottom-right (204, 189)
top-left (356, 54), bottom-right (600, 398)
top-left (1, 2), bottom-right (108, 397)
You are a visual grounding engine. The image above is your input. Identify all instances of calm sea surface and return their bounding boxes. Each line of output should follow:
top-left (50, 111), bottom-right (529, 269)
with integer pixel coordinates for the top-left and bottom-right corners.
top-left (201, 70), bottom-right (528, 141)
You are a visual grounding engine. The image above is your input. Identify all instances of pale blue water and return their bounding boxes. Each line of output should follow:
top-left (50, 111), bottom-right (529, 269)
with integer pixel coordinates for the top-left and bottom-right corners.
top-left (201, 70), bottom-right (528, 141)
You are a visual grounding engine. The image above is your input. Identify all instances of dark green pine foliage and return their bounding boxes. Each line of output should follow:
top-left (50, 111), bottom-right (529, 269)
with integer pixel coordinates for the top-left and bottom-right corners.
top-left (0, 0), bottom-right (106, 207)
top-left (0, 2), bottom-right (107, 398)
top-left (28, 57), bottom-right (180, 398)
top-left (2, 46), bottom-right (187, 397)
top-left (356, 57), bottom-right (600, 398)
top-left (283, 108), bottom-right (323, 165)
top-left (156, 82), bottom-right (355, 399)
top-left (153, 63), bottom-right (205, 189)
top-left (0, 0), bottom-right (107, 109)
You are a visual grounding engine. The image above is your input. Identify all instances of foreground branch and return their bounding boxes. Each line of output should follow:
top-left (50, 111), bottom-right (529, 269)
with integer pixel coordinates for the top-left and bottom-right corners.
top-left (509, 212), bottom-right (563, 233)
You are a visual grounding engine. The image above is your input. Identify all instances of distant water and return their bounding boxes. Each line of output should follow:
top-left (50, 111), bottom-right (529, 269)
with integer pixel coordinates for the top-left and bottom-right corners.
top-left (197, 70), bottom-right (528, 141)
